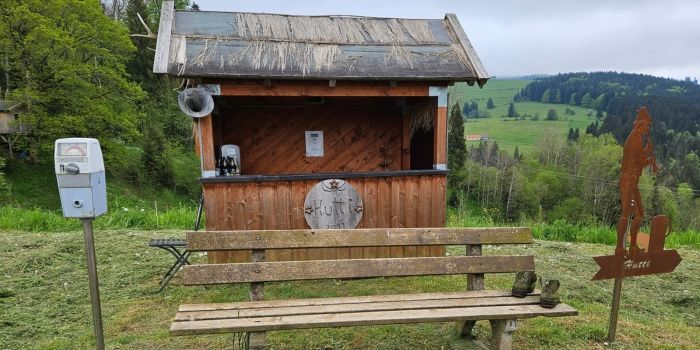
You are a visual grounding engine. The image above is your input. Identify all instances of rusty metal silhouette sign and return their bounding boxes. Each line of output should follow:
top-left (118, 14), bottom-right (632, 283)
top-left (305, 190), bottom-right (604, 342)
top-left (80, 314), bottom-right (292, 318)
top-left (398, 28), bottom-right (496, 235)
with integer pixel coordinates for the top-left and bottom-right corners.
top-left (592, 107), bottom-right (683, 343)
top-left (592, 107), bottom-right (682, 280)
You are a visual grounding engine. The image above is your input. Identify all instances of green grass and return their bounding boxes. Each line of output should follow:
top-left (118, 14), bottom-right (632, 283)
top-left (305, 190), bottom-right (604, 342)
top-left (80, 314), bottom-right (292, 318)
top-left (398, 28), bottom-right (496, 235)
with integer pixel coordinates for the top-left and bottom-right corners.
top-left (1, 229), bottom-right (698, 349)
top-left (448, 208), bottom-right (700, 249)
top-left (0, 159), bottom-right (201, 231)
top-left (2, 159), bottom-right (197, 211)
top-left (449, 80), bottom-right (602, 155)
top-left (0, 204), bottom-right (201, 232)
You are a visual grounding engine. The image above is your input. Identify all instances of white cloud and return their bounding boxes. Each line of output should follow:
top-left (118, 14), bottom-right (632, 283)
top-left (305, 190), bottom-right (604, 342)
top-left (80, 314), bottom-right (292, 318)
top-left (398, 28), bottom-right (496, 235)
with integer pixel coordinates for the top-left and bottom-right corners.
top-left (193, 0), bottom-right (700, 79)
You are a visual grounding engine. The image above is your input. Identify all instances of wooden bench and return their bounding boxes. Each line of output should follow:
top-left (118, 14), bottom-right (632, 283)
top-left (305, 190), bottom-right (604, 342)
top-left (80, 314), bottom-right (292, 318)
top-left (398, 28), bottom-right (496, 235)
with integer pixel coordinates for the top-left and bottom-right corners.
top-left (170, 227), bottom-right (577, 349)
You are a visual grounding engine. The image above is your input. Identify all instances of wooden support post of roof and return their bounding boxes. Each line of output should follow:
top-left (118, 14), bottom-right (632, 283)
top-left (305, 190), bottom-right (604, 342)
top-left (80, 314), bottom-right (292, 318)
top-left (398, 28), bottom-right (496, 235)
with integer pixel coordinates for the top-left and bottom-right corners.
top-left (402, 113), bottom-right (411, 170)
top-left (153, 1), bottom-right (174, 74)
top-left (194, 114), bottom-right (215, 177)
top-left (434, 107), bottom-right (447, 170)
top-left (430, 86), bottom-right (448, 170)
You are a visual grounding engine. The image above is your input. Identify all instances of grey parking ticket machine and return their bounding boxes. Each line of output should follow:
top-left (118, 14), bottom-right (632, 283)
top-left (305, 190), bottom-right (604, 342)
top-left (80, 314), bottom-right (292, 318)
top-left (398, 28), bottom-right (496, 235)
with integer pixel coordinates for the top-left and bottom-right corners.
top-left (55, 138), bottom-right (107, 218)
top-left (55, 138), bottom-right (107, 350)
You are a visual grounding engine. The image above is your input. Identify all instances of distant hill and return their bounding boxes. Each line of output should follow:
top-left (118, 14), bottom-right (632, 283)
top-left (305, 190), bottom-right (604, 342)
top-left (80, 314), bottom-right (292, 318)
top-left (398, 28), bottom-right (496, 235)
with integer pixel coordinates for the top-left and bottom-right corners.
top-left (518, 72), bottom-right (700, 191)
top-left (518, 72), bottom-right (700, 142)
top-left (449, 80), bottom-right (596, 155)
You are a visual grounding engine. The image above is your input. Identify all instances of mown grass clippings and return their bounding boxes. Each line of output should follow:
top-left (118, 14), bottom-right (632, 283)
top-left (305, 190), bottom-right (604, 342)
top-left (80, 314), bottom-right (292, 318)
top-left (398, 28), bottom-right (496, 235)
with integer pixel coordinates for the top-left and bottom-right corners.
top-left (1, 229), bottom-right (698, 349)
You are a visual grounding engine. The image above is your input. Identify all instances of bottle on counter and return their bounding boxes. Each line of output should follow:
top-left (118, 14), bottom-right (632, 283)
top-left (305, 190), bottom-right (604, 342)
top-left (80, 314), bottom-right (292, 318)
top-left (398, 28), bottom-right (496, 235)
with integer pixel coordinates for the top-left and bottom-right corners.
top-left (225, 156), bottom-right (233, 176)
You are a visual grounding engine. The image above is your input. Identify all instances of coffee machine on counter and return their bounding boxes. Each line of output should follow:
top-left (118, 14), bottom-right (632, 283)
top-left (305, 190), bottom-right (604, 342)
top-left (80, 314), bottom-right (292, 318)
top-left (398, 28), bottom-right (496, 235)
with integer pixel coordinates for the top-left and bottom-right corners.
top-left (217, 144), bottom-right (241, 176)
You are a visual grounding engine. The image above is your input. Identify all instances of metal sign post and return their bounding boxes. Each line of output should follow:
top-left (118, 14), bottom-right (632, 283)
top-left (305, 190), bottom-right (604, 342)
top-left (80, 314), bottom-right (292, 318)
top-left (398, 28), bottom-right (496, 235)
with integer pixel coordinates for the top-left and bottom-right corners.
top-left (82, 218), bottom-right (105, 350)
top-left (590, 108), bottom-right (682, 344)
top-left (54, 138), bottom-right (108, 350)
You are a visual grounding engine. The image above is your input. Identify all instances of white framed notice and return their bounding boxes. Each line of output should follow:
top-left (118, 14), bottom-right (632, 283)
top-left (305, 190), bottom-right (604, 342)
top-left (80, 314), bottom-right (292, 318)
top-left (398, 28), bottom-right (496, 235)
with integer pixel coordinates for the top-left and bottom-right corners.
top-left (305, 131), bottom-right (324, 157)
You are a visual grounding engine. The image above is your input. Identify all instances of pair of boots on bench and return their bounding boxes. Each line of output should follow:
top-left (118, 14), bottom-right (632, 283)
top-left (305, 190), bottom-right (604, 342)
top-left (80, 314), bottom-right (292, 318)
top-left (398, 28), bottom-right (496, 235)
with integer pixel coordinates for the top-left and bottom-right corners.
top-left (511, 271), bottom-right (560, 308)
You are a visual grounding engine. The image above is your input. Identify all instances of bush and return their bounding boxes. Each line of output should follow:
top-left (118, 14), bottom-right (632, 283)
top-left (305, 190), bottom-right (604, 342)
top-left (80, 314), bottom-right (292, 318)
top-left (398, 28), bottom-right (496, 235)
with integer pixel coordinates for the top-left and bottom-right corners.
top-left (169, 146), bottom-right (201, 197)
top-left (549, 197), bottom-right (592, 222)
top-left (101, 139), bottom-right (143, 183)
top-left (546, 109), bottom-right (559, 121)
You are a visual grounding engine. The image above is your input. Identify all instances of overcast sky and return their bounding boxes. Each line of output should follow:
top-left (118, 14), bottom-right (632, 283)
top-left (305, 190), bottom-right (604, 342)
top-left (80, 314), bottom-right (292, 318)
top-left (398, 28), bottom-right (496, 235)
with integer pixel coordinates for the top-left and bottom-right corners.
top-left (192, 0), bottom-right (700, 80)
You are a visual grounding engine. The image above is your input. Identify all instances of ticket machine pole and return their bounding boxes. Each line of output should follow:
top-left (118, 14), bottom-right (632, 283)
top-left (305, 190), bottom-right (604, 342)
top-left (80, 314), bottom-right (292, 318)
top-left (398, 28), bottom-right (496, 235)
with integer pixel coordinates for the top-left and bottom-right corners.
top-left (55, 138), bottom-right (108, 350)
top-left (82, 218), bottom-right (105, 350)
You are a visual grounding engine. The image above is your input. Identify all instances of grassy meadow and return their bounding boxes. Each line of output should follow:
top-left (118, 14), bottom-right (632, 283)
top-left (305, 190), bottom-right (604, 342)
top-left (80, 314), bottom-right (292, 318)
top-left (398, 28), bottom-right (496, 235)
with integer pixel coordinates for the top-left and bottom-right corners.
top-left (1, 229), bottom-right (698, 349)
top-left (449, 80), bottom-right (601, 155)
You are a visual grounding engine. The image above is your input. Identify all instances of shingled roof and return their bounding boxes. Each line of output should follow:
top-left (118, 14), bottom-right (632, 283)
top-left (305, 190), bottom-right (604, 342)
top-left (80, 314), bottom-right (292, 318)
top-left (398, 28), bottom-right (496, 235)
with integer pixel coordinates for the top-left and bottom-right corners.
top-left (153, 1), bottom-right (489, 85)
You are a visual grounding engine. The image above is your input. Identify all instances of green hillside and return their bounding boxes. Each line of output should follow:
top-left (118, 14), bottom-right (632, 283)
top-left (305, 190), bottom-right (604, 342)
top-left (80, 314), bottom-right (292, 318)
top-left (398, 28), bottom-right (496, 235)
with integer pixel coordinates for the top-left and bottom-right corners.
top-left (449, 80), bottom-right (600, 155)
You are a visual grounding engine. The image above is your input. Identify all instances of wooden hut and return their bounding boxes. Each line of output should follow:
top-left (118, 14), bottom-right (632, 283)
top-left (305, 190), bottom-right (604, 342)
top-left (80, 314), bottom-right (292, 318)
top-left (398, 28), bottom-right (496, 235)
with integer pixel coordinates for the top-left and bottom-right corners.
top-left (153, 2), bottom-right (489, 263)
top-left (0, 101), bottom-right (22, 134)
top-left (0, 100), bottom-right (27, 158)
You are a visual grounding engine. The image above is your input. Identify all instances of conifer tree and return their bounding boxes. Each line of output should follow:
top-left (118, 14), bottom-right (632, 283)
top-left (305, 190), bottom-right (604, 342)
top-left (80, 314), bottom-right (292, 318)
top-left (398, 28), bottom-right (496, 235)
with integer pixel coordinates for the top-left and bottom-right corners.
top-left (470, 101), bottom-right (478, 117)
top-left (487, 97), bottom-right (495, 109)
top-left (448, 103), bottom-right (467, 172)
top-left (507, 102), bottom-right (518, 118)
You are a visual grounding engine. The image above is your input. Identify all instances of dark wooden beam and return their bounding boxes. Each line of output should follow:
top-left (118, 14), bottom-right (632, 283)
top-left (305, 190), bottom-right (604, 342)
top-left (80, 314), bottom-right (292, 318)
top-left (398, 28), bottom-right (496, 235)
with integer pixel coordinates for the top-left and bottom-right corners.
top-left (218, 84), bottom-right (431, 97)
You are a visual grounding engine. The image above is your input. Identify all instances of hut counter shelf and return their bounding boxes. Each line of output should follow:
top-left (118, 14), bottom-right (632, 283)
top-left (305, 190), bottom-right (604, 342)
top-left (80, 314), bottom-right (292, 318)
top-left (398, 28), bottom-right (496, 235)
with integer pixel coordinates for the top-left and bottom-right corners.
top-left (199, 169), bottom-right (448, 183)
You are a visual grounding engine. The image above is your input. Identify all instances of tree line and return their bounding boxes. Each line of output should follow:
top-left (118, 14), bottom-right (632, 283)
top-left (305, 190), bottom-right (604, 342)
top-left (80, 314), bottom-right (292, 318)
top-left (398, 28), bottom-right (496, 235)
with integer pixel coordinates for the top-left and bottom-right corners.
top-left (518, 72), bottom-right (700, 196)
top-left (448, 104), bottom-right (700, 231)
top-left (0, 0), bottom-right (200, 197)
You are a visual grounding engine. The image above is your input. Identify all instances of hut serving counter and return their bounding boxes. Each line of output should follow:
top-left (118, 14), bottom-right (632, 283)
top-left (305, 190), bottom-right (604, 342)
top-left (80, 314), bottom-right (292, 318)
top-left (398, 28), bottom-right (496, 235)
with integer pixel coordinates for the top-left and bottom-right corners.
top-left (202, 170), bottom-right (446, 263)
top-left (194, 90), bottom-right (451, 263)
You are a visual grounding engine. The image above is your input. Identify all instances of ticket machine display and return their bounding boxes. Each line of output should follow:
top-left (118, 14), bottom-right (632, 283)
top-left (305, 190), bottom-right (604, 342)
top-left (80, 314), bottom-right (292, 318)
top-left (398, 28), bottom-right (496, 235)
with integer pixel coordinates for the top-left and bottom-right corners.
top-left (54, 138), bottom-right (107, 218)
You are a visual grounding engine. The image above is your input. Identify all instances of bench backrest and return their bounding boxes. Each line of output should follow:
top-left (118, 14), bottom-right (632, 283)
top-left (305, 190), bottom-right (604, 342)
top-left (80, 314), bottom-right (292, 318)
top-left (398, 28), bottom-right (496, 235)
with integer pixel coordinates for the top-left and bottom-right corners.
top-left (181, 227), bottom-right (533, 286)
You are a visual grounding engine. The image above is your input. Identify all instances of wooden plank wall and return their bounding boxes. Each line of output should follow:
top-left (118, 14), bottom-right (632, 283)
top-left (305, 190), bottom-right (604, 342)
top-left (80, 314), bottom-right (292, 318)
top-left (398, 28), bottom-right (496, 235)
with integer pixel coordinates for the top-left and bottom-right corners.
top-left (213, 97), bottom-right (405, 174)
top-left (205, 175), bottom-right (446, 263)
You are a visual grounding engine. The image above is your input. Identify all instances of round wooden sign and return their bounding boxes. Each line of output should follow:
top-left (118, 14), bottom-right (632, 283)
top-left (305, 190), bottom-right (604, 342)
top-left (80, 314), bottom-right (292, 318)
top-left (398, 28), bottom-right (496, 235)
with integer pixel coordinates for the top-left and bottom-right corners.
top-left (303, 179), bottom-right (363, 229)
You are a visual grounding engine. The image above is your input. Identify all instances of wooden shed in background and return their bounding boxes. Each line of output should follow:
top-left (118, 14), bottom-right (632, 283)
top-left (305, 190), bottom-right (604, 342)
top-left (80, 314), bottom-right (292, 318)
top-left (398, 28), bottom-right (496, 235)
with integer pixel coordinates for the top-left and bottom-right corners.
top-left (153, 1), bottom-right (489, 263)
top-left (0, 100), bottom-right (27, 158)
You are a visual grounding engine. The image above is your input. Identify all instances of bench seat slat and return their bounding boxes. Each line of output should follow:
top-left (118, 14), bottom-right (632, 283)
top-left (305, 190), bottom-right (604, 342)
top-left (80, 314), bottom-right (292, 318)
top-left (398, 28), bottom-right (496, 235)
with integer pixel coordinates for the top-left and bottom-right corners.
top-left (186, 227), bottom-right (532, 251)
top-left (178, 290), bottom-right (539, 312)
top-left (182, 256), bottom-right (535, 285)
top-left (176, 295), bottom-right (543, 321)
top-left (170, 303), bottom-right (578, 335)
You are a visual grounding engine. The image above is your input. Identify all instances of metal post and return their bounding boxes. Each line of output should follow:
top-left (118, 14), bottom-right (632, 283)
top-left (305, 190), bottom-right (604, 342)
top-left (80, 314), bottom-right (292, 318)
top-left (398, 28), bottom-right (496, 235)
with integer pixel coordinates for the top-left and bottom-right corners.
top-left (608, 215), bottom-right (630, 344)
top-left (82, 218), bottom-right (105, 350)
top-left (608, 277), bottom-right (623, 342)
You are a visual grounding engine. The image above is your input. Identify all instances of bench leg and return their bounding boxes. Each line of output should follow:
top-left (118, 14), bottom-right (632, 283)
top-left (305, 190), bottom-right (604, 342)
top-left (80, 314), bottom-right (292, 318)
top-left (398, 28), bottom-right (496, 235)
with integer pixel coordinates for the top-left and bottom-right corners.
top-left (247, 332), bottom-right (266, 350)
top-left (489, 319), bottom-right (517, 350)
top-left (459, 244), bottom-right (485, 338)
top-left (247, 249), bottom-right (266, 350)
top-left (456, 320), bottom-right (477, 338)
